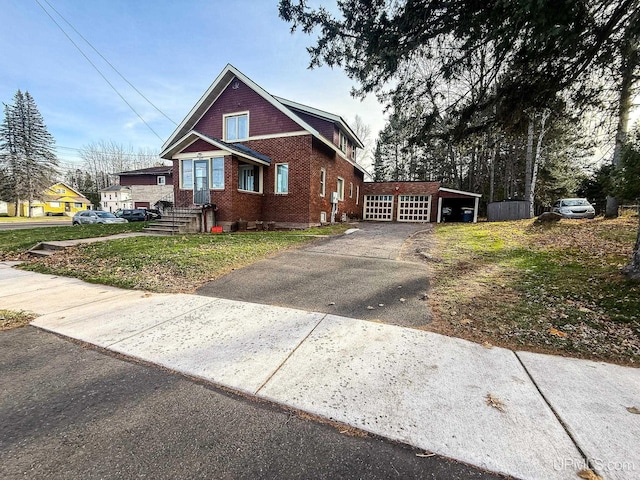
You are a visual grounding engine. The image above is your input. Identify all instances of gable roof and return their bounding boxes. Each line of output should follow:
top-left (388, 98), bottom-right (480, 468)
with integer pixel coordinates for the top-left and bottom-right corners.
top-left (273, 96), bottom-right (364, 149)
top-left (100, 185), bottom-right (131, 193)
top-left (161, 64), bottom-right (366, 173)
top-left (45, 182), bottom-right (83, 197)
top-left (117, 166), bottom-right (172, 176)
top-left (162, 130), bottom-right (271, 166)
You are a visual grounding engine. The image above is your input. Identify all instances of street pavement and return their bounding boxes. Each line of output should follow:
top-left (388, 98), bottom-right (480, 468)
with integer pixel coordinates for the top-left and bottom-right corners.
top-left (2, 261), bottom-right (639, 479)
top-left (0, 220), bottom-right (71, 230)
top-left (1, 327), bottom-right (500, 480)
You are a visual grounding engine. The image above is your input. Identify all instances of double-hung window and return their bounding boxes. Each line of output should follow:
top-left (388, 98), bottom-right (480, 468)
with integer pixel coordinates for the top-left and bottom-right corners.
top-left (337, 177), bottom-right (345, 201)
top-left (225, 113), bottom-right (248, 141)
top-left (211, 157), bottom-right (224, 189)
top-left (320, 168), bottom-right (326, 197)
top-left (275, 163), bottom-right (288, 194)
top-left (181, 160), bottom-right (193, 189)
top-left (238, 162), bottom-right (262, 193)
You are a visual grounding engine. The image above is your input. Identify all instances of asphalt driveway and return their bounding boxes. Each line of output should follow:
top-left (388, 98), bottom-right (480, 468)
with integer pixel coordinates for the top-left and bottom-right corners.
top-left (197, 223), bottom-right (433, 328)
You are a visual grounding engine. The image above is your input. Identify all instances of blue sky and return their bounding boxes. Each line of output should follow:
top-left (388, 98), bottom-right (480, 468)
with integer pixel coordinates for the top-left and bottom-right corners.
top-left (0, 0), bottom-right (385, 169)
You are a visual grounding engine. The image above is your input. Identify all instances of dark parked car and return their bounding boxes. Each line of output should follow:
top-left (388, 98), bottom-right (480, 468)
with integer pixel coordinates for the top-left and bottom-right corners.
top-left (115, 209), bottom-right (148, 222)
top-left (72, 210), bottom-right (128, 225)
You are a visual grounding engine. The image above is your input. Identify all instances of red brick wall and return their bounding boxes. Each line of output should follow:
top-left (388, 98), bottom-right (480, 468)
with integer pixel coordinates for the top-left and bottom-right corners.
top-left (194, 79), bottom-right (301, 138)
top-left (309, 138), bottom-right (365, 223)
top-left (363, 181), bottom-right (441, 221)
top-left (172, 135), bottom-right (366, 226)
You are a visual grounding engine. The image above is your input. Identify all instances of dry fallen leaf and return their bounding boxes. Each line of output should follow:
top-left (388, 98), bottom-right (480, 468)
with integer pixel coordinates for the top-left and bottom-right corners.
top-left (485, 393), bottom-right (506, 412)
top-left (577, 469), bottom-right (603, 480)
top-left (549, 327), bottom-right (568, 338)
top-left (460, 318), bottom-right (472, 325)
top-left (366, 306), bottom-right (375, 310)
top-left (416, 452), bottom-right (435, 458)
top-left (626, 406), bottom-right (640, 414)
top-left (399, 298), bottom-right (406, 302)
top-left (481, 341), bottom-right (493, 349)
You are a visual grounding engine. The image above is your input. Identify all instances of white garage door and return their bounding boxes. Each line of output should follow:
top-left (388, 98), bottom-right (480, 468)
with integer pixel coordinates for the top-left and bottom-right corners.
top-left (397, 195), bottom-right (431, 222)
top-left (363, 195), bottom-right (394, 221)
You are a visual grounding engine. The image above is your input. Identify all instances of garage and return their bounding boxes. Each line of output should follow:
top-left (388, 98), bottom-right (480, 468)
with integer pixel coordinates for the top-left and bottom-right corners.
top-left (397, 194), bottom-right (432, 222)
top-left (363, 195), bottom-right (394, 221)
top-left (362, 182), bottom-right (480, 223)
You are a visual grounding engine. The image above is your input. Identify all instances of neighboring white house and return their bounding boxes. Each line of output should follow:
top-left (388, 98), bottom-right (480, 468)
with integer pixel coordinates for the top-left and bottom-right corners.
top-left (100, 185), bottom-right (133, 212)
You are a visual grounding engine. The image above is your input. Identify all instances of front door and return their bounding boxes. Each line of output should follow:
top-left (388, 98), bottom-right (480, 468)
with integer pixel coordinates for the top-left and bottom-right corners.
top-left (193, 159), bottom-right (209, 205)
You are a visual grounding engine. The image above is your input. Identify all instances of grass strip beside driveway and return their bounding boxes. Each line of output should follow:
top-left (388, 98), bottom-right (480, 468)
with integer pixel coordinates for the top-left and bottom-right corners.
top-left (425, 216), bottom-right (640, 365)
top-left (18, 226), bottom-right (349, 293)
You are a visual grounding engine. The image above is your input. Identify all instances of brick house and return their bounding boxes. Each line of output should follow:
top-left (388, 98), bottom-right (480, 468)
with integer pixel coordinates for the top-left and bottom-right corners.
top-left (160, 64), bottom-right (366, 230)
top-left (116, 165), bottom-right (174, 209)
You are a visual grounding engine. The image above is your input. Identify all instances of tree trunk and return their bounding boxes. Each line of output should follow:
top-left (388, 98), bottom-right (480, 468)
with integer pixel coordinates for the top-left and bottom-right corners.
top-left (623, 205), bottom-right (640, 279)
top-left (489, 142), bottom-right (496, 203)
top-left (524, 115), bottom-right (534, 217)
top-left (605, 40), bottom-right (635, 218)
top-left (529, 109), bottom-right (550, 217)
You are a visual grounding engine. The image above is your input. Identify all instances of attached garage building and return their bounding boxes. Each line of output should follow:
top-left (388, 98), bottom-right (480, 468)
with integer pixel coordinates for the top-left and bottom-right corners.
top-left (362, 181), bottom-right (480, 223)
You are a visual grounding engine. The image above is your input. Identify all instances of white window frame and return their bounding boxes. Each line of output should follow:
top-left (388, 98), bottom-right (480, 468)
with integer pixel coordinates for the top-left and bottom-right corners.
top-left (349, 182), bottom-right (353, 198)
top-left (320, 168), bottom-right (326, 197)
top-left (211, 157), bottom-right (225, 190)
top-left (275, 163), bottom-right (289, 194)
top-left (238, 163), bottom-right (263, 193)
top-left (337, 177), bottom-right (345, 201)
top-left (223, 111), bottom-right (249, 142)
top-left (157, 176), bottom-right (166, 186)
top-left (356, 185), bottom-right (360, 205)
top-left (181, 159), bottom-right (193, 190)
top-left (338, 131), bottom-right (348, 152)
top-left (50, 201), bottom-right (60, 208)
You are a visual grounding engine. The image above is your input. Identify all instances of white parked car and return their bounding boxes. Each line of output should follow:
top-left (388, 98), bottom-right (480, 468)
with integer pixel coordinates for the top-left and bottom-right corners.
top-left (551, 198), bottom-right (596, 219)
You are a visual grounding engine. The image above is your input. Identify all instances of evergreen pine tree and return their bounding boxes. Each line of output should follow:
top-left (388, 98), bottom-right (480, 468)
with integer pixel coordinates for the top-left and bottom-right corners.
top-left (0, 90), bottom-right (59, 216)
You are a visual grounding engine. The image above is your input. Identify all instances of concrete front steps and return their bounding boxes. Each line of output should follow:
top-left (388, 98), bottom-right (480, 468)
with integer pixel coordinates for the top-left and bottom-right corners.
top-left (28, 242), bottom-right (67, 257)
top-left (143, 209), bottom-right (202, 235)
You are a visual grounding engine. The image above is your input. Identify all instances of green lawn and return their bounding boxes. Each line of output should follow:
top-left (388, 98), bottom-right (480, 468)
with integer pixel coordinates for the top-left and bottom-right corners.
top-left (427, 215), bottom-right (640, 364)
top-left (0, 223), bottom-right (147, 259)
top-left (8, 224), bottom-right (350, 293)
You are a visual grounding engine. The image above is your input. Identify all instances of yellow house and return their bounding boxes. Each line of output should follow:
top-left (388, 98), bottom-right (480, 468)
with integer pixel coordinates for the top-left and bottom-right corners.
top-left (16, 182), bottom-right (92, 217)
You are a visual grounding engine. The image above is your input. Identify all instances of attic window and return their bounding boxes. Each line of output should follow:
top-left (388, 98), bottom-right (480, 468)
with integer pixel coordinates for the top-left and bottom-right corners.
top-left (224, 112), bottom-right (248, 141)
top-left (339, 131), bottom-right (348, 152)
top-left (157, 176), bottom-right (166, 186)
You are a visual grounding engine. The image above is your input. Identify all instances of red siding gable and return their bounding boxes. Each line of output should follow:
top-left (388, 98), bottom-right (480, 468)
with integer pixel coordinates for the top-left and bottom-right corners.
top-left (194, 79), bottom-right (302, 139)
top-left (290, 110), bottom-right (336, 145)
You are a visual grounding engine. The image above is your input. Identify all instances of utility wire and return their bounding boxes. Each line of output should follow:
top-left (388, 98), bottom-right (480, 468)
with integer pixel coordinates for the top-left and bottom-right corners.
top-left (34, 0), bottom-right (164, 141)
top-left (41, 0), bottom-right (177, 127)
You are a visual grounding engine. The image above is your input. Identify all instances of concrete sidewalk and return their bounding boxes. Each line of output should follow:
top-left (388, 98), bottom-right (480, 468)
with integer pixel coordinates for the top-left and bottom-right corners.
top-left (1, 262), bottom-right (638, 480)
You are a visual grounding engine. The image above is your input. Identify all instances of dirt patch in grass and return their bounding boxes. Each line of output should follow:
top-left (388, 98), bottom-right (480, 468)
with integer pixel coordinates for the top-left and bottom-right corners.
top-left (0, 310), bottom-right (37, 331)
top-left (403, 216), bottom-right (640, 365)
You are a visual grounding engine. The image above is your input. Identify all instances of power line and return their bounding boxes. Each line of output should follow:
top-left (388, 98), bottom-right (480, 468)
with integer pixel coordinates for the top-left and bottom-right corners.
top-left (41, 0), bottom-right (177, 127)
top-left (34, 0), bottom-right (164, 141)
